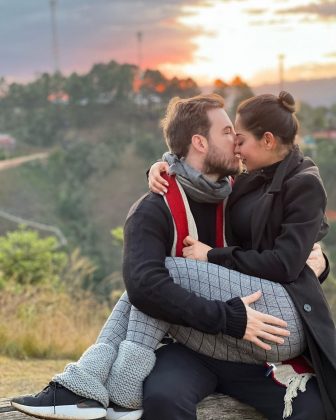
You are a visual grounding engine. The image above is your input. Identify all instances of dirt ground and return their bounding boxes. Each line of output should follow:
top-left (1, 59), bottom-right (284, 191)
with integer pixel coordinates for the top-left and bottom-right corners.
top-left (0, 356), bottom-right (71, 398)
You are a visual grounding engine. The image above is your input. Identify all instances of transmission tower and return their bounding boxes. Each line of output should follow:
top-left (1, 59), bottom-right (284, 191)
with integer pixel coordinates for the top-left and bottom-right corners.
top-left (137, 31), bottom-right (143, 71)
top-left (49, 0), bottom-right (60, 73)
top-left (278, 54), bottom-right (285, 92)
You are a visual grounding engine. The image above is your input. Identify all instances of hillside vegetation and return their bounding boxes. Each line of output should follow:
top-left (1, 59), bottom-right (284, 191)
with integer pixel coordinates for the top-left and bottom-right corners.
top-left (0, 61), bottom-right (335, 359)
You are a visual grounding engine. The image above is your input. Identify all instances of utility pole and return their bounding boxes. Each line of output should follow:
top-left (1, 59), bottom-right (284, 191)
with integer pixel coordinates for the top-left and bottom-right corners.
top-left (278, 54), bottom-right (285, 92)
top-left (137, 31), bottom-right (143, 71)
top-left (49, 0), bottom-right (60, 74)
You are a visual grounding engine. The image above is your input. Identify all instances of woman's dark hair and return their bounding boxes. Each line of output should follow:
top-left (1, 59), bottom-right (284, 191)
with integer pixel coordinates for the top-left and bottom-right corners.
top-left (237, 91), bottom-right (299, 145)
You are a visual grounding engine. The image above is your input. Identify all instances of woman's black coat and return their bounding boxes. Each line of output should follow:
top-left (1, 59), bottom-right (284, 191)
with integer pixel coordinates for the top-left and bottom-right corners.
top-left (209, 147), bottom-right (336, 419)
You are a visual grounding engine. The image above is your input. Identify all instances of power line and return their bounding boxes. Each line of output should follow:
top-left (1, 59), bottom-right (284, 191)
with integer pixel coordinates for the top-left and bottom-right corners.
top-left (0, 209), bottom-right (67, 248)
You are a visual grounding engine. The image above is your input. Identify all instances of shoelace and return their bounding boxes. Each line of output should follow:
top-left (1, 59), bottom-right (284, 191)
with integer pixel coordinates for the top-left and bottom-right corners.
top-left (34, 381), bottom-right (59, 414)
top-left (52, 382), bottom-right (57, 414)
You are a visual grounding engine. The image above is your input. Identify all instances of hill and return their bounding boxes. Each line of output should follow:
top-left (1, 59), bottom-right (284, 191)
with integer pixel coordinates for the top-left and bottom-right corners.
top-left (253, 77), bottom-right (336, 107)
top-left (0, 62), bottom-right (335, 305)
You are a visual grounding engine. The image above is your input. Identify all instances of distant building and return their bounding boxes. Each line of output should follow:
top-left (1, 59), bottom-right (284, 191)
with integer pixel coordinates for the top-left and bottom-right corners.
top-left (326, 209), bottom-right (336, 222)
top-left (47, 91), bottom-right (69, 105)
top-left (313, 130), bottom-right (336, 141)
top-left (0, 134), bottom-right (16, 150)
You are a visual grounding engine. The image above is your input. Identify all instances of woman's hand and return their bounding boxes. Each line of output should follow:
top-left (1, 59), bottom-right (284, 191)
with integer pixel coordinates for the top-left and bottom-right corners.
top-left (182, 236), bottom-right (212, 261)
top-left (242, 291), bottom-right (290, 350)
top-left (306, 242), bottom-right (326, 278)
top-left (148, 161), bottom-right (170, 195)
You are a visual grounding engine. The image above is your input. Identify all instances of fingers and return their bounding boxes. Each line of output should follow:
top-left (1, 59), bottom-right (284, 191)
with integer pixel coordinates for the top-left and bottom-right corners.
top-left (262, 324), bottom-right (290, 337)
top-left (182, 246), bottom-right (193, 258)
top-left (159, 162), bottom-right (170, 173)
top-left (149, 178), bottom-right (168, 195)
top-left (258, 331), bottom-right (285, 345)
top-left (241, 290), bottom-right (262, 305)
top-left (251, 337), bottom-right (272, 351)
top-left (312, 242), bottom-right (321, 251)
top-left (243, 305), bottom-right (290, 350)
top-left (258, 312), bottom-right (288, 328)
top-left (148, 162), bottom-right (170, 195)
top-left (183, 236), bottom-right (197, 246)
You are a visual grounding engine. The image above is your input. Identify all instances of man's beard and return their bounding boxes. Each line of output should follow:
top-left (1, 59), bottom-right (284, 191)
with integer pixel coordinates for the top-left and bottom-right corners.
top-left (203, 145), bottom-right (241, 179)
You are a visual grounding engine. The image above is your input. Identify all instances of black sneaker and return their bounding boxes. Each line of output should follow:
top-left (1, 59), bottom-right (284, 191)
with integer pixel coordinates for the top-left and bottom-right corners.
top-left (106, 402), bottom-right (143, 420)
top-left (11, 381), bottom-right (106, 419)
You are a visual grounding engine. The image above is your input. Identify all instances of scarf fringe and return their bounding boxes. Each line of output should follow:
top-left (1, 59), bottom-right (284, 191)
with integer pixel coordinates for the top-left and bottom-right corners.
top-left (283, 373), bottom-right (314, 419)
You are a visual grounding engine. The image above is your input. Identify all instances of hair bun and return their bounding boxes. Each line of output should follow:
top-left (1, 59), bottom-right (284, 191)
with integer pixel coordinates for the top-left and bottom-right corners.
top-left (278, 91), bottom-right (295, 113)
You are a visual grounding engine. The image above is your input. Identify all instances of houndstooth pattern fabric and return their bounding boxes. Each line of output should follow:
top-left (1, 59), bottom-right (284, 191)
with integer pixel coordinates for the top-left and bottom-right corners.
top-left (101, 258), bottom-right (305, 364)
top-left (126, 306), bottom-right (170, 349)
top-left (166, 257), bottom-right (306, 363)
top-left (53, 343), bottom-right (116, 407)
top-left (96, 291), bottom-right (131, 347)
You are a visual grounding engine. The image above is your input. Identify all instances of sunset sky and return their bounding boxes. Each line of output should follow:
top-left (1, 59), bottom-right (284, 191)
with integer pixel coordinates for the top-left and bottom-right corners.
top-left (1, 0), bottom-right (336, 85)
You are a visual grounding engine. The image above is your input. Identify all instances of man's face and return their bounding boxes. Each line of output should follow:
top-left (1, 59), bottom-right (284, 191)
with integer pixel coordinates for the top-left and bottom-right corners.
top-left (203, 108), bottom-right (241, 178)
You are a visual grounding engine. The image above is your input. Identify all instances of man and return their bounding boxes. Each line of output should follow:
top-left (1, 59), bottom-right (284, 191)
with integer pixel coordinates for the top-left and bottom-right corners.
top-left (123, 94), bottom-right (327, 420)
top-left (12, 94), bottom-right (327, 420)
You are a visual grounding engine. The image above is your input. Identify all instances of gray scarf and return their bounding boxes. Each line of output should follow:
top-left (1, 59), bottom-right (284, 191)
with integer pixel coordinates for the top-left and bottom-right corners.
top-left (162, 152), bottom-right (232, 204)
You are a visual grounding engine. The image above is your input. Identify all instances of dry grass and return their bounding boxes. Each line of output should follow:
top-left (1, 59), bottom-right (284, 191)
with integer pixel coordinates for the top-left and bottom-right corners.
top-left (0, 356), bottom-right (70, 398)
top-left (0, 285), bottom-right (111, 359)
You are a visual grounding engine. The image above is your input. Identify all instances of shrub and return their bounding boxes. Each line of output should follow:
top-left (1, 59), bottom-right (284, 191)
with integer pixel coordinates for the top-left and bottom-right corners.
top-left (0, 227), bottom-right (67, 286)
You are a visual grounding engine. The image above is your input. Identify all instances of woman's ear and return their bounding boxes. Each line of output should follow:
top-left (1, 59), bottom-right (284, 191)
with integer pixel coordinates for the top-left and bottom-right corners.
top-left (191, 134), bottom-right (208, 153)
top-left (263, 132), bottom-right (276, 150)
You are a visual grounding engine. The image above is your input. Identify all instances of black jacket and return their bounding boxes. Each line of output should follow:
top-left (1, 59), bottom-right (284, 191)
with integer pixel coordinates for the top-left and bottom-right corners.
top-left (123, 193), bottom-right (247, 339)
top-left (208, 147), bottom-right (336, 419)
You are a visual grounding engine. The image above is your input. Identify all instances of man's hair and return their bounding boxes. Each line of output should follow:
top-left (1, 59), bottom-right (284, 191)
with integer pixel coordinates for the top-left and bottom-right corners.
top-left (161, 93), bottom-right (225, 158)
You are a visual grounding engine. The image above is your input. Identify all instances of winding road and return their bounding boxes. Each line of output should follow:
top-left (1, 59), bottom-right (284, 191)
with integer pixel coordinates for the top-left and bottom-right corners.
top-left (0, 152), bottom-right (49, 172)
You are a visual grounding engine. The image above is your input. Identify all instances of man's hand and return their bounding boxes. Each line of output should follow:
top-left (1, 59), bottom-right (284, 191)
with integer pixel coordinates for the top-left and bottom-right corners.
top-left (306, 242), bottom-right (326, 278)
top-left (148, 161), bottom-right (170, 195)
top-left (241, 291), bottom-right (290, 351)
top-left (182, 236), bottom-right (212, 261)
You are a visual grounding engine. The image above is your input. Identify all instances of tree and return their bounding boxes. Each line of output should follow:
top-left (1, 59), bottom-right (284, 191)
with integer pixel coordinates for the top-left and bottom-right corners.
top-left (229, 76), bottom-right (254, 117)
top-left (0, 227), bottom-right (67, 286)
top-left (213, 79), bottom-right (229, 99)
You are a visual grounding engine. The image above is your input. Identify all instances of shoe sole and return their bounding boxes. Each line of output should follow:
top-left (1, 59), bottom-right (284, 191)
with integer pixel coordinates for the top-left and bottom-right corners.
top-left (11, 401), bottom-right (106, 420)
top-left (106, 407), bottom-right (143, 420)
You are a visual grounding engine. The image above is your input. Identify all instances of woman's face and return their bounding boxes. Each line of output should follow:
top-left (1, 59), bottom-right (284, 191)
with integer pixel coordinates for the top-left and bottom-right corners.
top-left (234, 115), bottom-right (269, 172)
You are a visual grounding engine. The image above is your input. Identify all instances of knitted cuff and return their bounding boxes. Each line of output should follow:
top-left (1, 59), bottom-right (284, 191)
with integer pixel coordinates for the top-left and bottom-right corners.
top-left (53, 343), bottom-right (117, 408)
top-left (107, 340), bottom-right (156, 409)
top-left (224, 297), bottom-right (247, 339)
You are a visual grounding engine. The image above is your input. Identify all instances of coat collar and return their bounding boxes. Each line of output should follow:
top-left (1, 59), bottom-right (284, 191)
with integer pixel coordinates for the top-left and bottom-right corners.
top-left (229, 146), bottom-right (305, 208)
top-left (267, 145), bottom-right (304, 193)
top-left (226, 146), bottom-right (306, 250)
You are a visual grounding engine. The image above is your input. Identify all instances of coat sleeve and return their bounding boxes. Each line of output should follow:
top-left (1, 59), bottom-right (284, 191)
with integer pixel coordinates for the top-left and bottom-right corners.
top-left (123, 195), bottom-right (247, 337)
top-left (208, 172), bottom-right (328, 283)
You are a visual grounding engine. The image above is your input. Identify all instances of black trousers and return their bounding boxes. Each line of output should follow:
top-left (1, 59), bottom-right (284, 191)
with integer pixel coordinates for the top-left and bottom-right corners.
top-left (143, 343), bottom-right (326, 420)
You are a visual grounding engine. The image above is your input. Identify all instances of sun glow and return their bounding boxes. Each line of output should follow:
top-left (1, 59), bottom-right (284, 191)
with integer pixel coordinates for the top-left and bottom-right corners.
top-left (159, 0), bottom-right (336, 85)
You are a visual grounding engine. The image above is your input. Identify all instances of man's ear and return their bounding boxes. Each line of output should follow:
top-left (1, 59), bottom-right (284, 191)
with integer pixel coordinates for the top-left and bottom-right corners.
top-left (191, 134), bottom-right (208, 153)
top-left (263, 132), bottom-right (276, 150)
